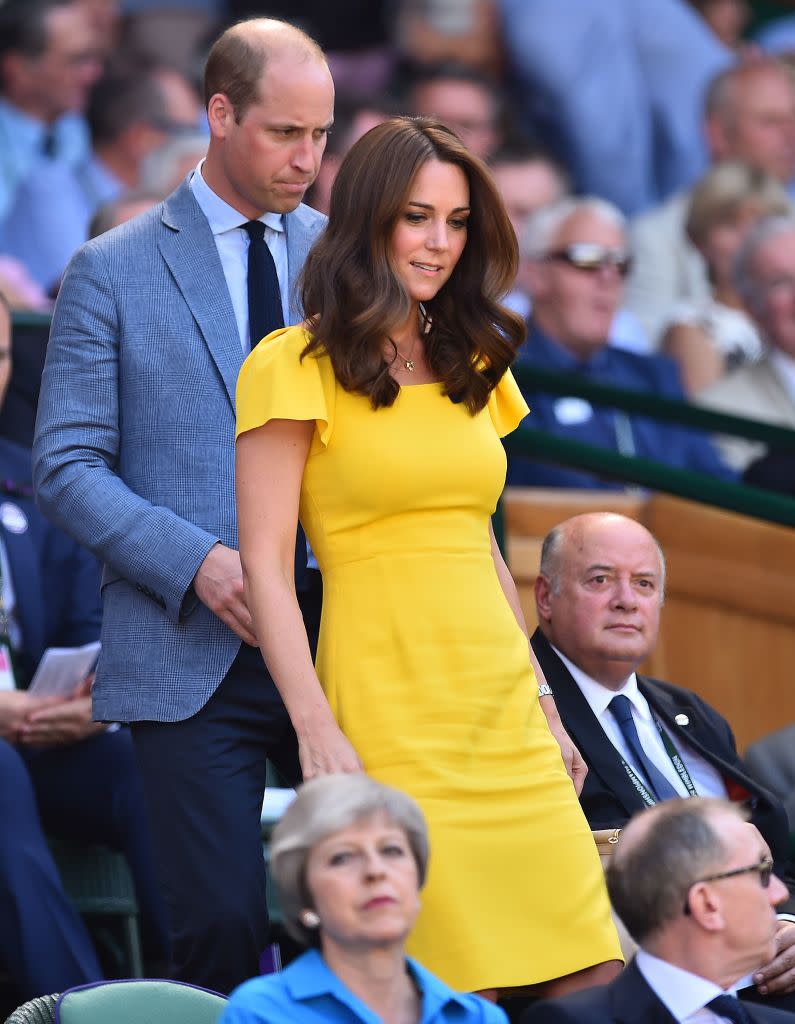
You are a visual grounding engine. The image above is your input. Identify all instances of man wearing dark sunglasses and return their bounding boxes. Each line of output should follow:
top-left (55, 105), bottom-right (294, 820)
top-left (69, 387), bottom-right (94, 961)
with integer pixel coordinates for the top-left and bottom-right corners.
top-left (524, 799), bottom-right (795, 1024)
top-left (507, 196), bottom-right (737, 490)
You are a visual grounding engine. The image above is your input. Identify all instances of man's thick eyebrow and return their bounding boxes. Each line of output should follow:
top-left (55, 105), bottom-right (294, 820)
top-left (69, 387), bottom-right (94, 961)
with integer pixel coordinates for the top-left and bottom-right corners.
top-left (407, 200), bottom-right (471, 213)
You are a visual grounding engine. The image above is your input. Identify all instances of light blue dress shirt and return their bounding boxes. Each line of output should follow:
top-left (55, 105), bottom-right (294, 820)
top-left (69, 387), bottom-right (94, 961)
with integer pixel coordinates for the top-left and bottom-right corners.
top-left (219, 950), bottom-right (507, 1024)
top-left (0, 99), bottom-right (90, 224)
top-left (189, 161), bottom-right (288, 351)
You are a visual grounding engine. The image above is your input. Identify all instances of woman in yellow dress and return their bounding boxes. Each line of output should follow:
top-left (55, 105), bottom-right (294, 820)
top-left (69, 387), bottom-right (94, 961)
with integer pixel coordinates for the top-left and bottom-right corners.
top-left (235, 116), bottom-right (622, 997)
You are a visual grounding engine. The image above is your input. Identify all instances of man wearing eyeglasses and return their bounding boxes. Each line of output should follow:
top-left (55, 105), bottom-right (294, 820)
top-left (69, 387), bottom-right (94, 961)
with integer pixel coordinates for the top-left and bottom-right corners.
top-left (523, 798), bottom-right (795, 1023)
top-left (530, 512), bottom-right (795, 1013)
top-left (506, 196), bottom-right (737, 490)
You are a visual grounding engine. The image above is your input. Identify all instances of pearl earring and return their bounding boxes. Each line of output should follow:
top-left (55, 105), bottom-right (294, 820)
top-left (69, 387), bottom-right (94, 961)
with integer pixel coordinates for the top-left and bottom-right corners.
top-left (300, 909), bottom-right (320, 929)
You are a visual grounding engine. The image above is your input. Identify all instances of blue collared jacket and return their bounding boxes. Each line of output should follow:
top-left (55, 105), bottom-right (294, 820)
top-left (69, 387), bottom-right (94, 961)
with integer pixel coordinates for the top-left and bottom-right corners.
top-left (218, 950), bottom-right (507, 1024)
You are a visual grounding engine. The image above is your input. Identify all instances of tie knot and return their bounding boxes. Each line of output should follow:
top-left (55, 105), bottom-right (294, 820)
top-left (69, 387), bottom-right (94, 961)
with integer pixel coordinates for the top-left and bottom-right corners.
top-left (706, 994), bottom-right (750, 1023)
top-left (608, 693), bottom-right (633, 724)
top-left (242, 219), bottom-right (266, 242)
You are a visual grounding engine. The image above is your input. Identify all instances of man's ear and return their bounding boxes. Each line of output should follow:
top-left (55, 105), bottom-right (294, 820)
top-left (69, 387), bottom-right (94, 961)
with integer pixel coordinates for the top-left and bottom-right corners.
top-left (687, 882), bottom-right (725, 933)
top-left (207, 92), bottom-right (233, 139)
top-left (535, 573), bottom-right (553, 623)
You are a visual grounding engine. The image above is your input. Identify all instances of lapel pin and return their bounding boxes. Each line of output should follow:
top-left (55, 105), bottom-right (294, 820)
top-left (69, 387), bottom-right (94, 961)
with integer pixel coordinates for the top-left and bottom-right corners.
top-left (674, 714), bottom-right (690, 726)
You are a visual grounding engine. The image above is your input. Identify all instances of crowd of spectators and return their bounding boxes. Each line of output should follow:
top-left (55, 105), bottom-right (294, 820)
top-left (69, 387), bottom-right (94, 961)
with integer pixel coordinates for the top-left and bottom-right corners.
top-left (3, 0), bottom-right (795, 1018)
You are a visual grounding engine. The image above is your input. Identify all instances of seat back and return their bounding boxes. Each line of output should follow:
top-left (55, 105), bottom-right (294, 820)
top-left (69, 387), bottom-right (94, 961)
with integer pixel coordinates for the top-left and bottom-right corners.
top-left (55, 980), bottom-right (226, 1024)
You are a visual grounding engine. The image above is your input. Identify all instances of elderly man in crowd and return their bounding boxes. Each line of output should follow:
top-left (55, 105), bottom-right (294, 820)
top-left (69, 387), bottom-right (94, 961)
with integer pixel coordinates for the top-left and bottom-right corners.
top-left (524, 798), bottom-right (795, 1023)
top-left (626, 59), bottom-right (795, 345)
top-left (0, 0), bottom-right (103, 223)
top-left (530, 511), bottom-right (795, 1009)
top-left (506, 196), bottom-right (735, 489)
top-left (697, 213), bottom-right (795, 477)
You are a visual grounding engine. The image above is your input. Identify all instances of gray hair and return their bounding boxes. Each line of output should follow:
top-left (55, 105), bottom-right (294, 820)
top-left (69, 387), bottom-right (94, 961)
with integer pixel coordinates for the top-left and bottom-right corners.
top-left (519, 196), bottom-right (626, 260)
top-left (733, 213), bottom-right (795, 311)
top-left (685, 161), bottom-right (792, 248)
top-left (607, 798), bottom-right (747, 944)
top-left (270, 774), bottom-right (429, 946)
top-left (538, 516), bottom-right (666, 601)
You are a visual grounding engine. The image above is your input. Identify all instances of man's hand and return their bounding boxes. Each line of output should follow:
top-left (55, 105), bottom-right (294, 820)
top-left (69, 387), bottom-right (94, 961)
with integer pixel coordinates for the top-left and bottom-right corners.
top-left (193, 543), bottom-right (257, 645)
top-left (0, 691), bottom-right (61, 743)
top-left (17, 695), bottom-right (105, 747)
top-left (754, 920), bottom-right (795, 995)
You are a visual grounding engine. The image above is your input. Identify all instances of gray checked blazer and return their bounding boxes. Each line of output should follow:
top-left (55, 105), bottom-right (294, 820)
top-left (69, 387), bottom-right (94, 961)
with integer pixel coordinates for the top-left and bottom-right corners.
top-left (32, 177), bottom-right (326, 723)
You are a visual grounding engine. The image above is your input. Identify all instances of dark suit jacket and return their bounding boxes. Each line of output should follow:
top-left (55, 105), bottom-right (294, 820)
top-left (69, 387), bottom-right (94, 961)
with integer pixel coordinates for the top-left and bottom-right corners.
top-left (530, 629), bottom-right (793, 878)
top-left (0, 437), bottom-right (101, 686)
top-left (521, 957), bottom-right (795, 1023)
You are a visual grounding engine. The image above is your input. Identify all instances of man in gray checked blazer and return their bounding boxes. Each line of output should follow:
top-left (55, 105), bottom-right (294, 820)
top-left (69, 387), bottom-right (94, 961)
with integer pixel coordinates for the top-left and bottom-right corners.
top-left (32, 18), bottom-right (334, 993)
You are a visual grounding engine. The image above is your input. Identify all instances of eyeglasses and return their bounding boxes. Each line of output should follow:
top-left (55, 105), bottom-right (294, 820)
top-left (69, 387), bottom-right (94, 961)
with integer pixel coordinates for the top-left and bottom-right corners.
top-left (544, 243), bottom-right (632, 277)
top-left (683, 855), bottom-right (774, 914)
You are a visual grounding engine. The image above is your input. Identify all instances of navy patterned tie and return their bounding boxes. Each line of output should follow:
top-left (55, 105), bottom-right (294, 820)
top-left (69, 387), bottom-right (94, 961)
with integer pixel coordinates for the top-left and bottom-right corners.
top-left (609, 694), bottom-right (679, 802)
top-left (242, 220), bottom-right (283, 349)
top-left (707, 994), bottom-right (753, 1023)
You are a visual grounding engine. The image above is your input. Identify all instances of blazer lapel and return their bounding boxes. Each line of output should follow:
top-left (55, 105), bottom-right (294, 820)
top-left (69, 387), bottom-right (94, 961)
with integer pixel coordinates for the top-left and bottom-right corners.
top-left (1, 514), bottom-right (45, 668)
top-left (532, 630), bottom-right (646, 818)
top-left (159, 183), bottom-right (243, 409)
top-left (611, 960), bottom-right (679, 1024)
top-left (284, 205), bottom-right (317, 326)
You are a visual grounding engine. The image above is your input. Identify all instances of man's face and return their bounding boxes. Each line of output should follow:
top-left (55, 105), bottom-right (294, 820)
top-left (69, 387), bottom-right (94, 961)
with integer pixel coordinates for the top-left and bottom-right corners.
top-left (492, 159), bottom-right (565, 242)
top-left (535, 517), bottom-right (663, 688)
top-left (18, 3), bottom-right (103, 120)
top-left (208, 54), bottom-right (334, 219)
top-left (710, 67), bottom-right (795, 183)
top-left (748, 228), bottom-right (795, 357)
top-left (411, 79), bottom-right (498, 160)
top-left (528, 210), bottom-right (628, 358)
top-left (698, 815), bottom-right (788, 981)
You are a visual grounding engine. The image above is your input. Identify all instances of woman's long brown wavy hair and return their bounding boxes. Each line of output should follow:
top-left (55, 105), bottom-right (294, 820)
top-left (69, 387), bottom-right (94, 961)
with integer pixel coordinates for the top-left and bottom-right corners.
top-left (300, 116), bottom-right (526, 413)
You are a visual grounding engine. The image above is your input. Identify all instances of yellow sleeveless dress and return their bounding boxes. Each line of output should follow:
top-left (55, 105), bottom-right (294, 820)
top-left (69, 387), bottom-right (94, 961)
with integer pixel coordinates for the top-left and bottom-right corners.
top-left (237, 326), bottom-right (621, 992)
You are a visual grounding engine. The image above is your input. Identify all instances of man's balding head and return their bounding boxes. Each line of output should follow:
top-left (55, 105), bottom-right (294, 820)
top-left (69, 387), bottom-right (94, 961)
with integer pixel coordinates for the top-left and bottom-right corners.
top-left (536, 514), bottom-right (665, 688)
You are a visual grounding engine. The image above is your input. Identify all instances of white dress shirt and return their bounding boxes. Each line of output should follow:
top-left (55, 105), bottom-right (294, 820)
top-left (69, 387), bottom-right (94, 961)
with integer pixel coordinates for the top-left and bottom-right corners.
top-left (635, 950), bottom-right (742, 1022)
top-left (552, 645), bottom-right (728, 800)
top-left (189, 160), bottom-right (288, 350)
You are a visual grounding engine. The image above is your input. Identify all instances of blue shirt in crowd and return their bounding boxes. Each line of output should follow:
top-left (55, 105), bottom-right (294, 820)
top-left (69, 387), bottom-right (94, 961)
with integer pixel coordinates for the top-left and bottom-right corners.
top-left (507, 323), bottom-right (737, 489)
top-left (219, 949), bottom-right (507, 1024)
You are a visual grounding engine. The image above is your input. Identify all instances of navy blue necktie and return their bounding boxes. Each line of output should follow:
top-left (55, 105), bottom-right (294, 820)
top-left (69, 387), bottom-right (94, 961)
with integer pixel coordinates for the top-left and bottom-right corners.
top-left (242, 220), bottom-right (283, 349)
top-left (707, 995), bottom-right (752, 1023)
top-left (609, 694), bottom-right (679, 802)
top-left (241, 221), bottom-right (308, 589)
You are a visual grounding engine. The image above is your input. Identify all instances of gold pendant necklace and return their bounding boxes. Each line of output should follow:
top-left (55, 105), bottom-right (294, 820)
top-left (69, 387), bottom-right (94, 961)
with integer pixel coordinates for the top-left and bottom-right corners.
top-left (389, 336), bottom-right (418, 372)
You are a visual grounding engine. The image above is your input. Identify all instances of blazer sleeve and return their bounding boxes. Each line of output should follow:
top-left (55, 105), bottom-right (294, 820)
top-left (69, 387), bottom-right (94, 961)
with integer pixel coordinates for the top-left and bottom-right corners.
top-left (237, 326), bottom-right (335, 447)
top-left (32, 241), bottom-right (219, 623)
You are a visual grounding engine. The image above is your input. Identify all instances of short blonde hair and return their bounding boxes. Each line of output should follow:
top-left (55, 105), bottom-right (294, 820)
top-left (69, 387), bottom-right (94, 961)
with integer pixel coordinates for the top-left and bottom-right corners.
top-left (686, 160), bottom-right (791, 247)
top-left (270, 774), bottom-right (429, 946)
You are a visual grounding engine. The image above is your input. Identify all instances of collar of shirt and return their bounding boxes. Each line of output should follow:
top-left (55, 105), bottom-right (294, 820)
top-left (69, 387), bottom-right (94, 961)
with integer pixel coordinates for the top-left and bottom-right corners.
top-left (189, 159), bottom-right (283, 237)
top-left (635, 949), bottom-right (738, 1022)
top-left (769, 348), bottom-right (795, 405)
top-left (517, 321), bottom-right (614, 374)
top-left (551, 643), bottom-right (640, 720)
top-left (283, 949), bottom-right (473, 1022)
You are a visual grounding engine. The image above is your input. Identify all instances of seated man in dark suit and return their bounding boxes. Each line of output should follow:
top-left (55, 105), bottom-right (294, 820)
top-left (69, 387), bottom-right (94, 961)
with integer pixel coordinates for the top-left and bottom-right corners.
top-left (506, 196), bottom-right (736, 488)
top-left (524, 798), bottom-right (795, 1023)
top-left (530, 511), bottom-right (795, 1006)
top-left (0, 293), bottom-right (168, 1003)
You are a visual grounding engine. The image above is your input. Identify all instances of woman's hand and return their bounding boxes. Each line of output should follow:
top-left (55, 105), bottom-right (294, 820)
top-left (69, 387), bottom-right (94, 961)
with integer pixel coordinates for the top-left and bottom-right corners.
top-left (538, 693), bottom-right (588, 795)
top-left (297, 711), bottom-right (363, 780)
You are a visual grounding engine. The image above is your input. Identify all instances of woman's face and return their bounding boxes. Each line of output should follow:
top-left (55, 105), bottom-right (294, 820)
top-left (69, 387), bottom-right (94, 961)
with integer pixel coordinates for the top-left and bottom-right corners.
top-left (305, 812), bottom-right (421, 952)
top-left (388, 158), bottom-right (470, 306)
top-left (699, 205), bottom-right (762, 290)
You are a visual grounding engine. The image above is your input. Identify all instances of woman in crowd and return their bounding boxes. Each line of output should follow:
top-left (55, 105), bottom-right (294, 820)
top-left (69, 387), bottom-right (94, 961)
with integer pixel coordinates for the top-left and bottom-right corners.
top-left (220, 774), bottom-right (507, 1023)
top-left (235, 116), bottom-right (621, 996)
top-left (660, 161), bottom-right (790, 394)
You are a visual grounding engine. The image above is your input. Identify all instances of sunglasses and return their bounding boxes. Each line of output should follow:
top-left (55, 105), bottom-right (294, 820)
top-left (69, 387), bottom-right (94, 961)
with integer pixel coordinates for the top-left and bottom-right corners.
top-left (544, 243), bottom-right (632, 277)
top-left (683, 855), bottom-right (774, 914)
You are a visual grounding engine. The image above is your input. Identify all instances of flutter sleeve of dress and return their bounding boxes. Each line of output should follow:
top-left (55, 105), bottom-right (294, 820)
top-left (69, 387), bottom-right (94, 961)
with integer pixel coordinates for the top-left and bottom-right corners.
top-left (236, 325), bottom-right (335, 447)
top-left (487, 367), bottom-right (530, 437)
